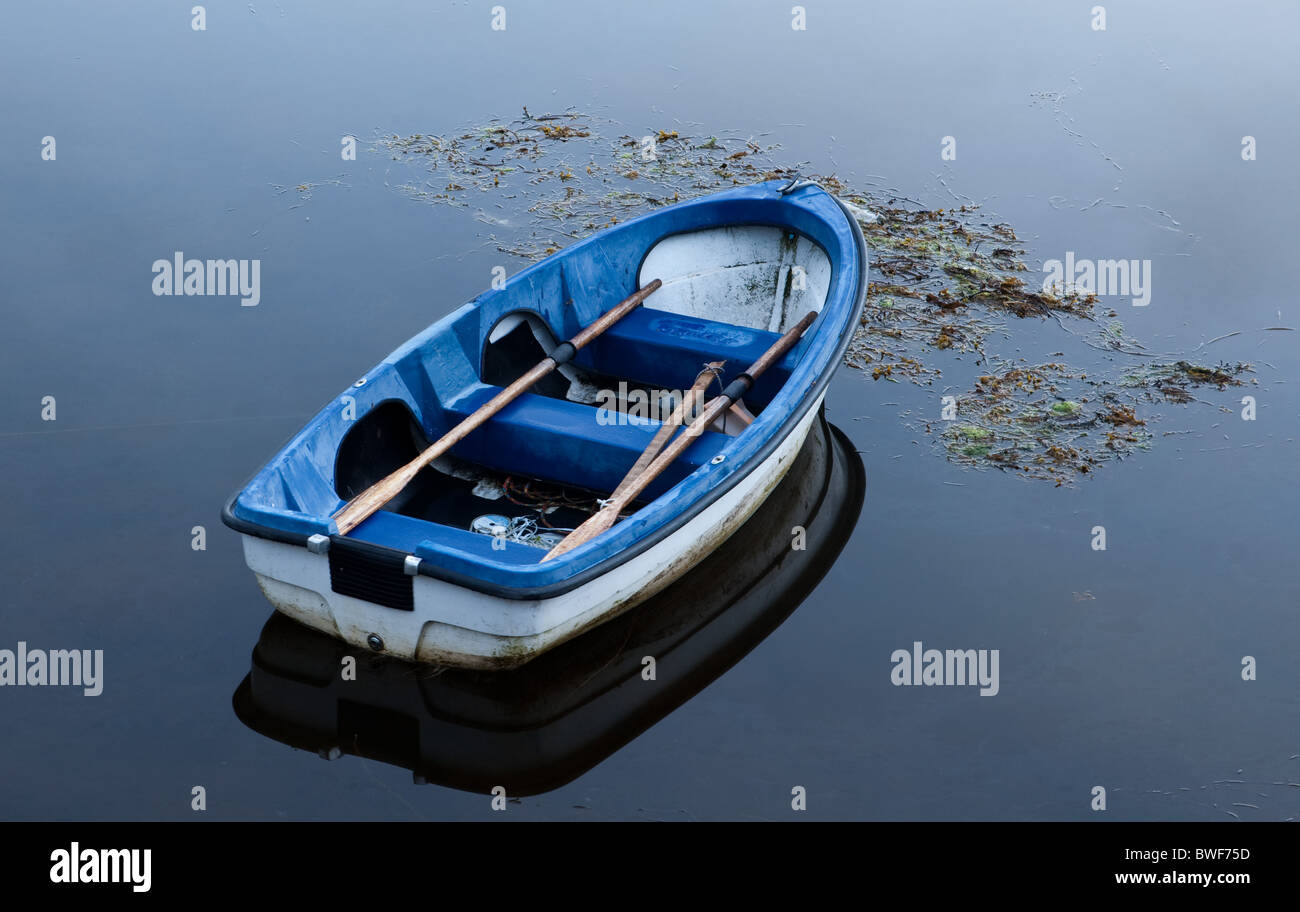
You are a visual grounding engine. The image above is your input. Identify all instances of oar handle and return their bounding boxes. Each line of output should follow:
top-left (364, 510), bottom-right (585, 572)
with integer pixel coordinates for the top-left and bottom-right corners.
top-left (713, 310), bottom-right (817, 404)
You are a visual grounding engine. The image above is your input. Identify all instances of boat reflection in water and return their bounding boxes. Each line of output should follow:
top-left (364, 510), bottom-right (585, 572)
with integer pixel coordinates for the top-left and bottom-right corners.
top-left (232, 412), bottom-right (865, 795)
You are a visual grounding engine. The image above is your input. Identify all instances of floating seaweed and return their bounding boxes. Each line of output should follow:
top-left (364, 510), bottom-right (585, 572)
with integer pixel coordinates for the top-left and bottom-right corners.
top-left (1121, 360), bottom-right (1252, 399)
top-left (375, 110), bottom-right (1255, 483)
top-left (378, 110), bottom-right (798, 256)
top-left (928, 358), bottom-right (1252, 484)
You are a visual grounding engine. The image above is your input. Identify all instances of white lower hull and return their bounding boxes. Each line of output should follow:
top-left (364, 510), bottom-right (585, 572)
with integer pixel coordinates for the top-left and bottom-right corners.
top-left (240, 396), bottom-right (823, 669)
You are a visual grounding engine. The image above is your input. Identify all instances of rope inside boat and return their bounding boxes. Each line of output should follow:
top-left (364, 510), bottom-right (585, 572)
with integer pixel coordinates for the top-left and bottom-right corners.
top-left (501, 475), bottom-right (604, 525)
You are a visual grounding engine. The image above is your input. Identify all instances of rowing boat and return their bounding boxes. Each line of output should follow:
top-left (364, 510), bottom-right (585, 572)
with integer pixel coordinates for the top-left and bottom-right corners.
top-left (221, 178), bottom-right (867, 668)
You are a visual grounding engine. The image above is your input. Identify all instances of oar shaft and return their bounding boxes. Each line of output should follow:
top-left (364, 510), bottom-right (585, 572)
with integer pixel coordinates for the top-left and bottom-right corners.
top-left (332, 280), bottom-right (662, 535)
top-left (608, 361), bottom-right (724, 502)
top-left (603, 392), bottom-right (729, 509)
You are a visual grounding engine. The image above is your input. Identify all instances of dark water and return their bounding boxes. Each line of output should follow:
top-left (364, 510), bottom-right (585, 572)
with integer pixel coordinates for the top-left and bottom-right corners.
top-left (2, 1), bottom-right (1296, 820)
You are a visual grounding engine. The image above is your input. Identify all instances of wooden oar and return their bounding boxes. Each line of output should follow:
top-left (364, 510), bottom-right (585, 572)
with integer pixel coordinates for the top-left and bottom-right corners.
top-left (608, 361), bottom-right (725, 502)
top-left (724, 400), bottom-right (755, 430)
top-left (332, 280), bottom-right (662, 535)
top-left (543, 310), bottom-right (817, 561)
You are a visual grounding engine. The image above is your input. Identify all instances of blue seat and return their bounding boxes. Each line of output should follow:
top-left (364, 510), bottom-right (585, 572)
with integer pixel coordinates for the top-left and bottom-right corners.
top-left (577, 306), bottom-right (798, 408)
top-left (442, 387), bottom-right (729, 498)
